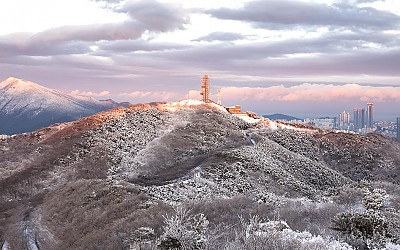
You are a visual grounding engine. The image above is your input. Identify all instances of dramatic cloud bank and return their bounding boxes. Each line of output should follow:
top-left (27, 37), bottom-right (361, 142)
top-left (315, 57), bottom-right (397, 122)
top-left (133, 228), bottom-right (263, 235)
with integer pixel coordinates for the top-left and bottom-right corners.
top-left (207, 0), bottom-right (400, 30)
top-left (221, 83), bottom-right (400, 102)
top-left (0, 0), bottom-right (189, 55)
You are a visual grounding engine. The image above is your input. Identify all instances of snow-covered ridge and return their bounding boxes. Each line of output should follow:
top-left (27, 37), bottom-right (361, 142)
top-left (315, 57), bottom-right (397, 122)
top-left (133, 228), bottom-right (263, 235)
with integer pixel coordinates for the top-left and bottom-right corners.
top-left (160, 99), bottom-right (317, 132)
top-left (259, 119), bottom-right (320, 133)
top-left (161, 99), bottom-right (228, 113)
top-left (0, 77), bottom-right (106, 106)
top-left (0, 77), bottom-right (119, 135)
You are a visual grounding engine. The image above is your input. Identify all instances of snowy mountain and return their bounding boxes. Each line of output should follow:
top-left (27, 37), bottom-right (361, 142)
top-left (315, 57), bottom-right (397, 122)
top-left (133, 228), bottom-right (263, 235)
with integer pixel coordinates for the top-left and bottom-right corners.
top-left (0, 77), bottom-right (126, 135)
top-left (0, 101), bottom-right (399, 249)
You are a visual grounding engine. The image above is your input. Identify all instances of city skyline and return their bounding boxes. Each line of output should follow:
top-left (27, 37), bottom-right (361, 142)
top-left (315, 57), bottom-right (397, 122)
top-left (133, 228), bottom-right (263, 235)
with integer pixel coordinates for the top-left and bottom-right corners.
top-left (1, 0), bottom-right (400, 119)
top-left (338, 102), bottom-right (373, 129)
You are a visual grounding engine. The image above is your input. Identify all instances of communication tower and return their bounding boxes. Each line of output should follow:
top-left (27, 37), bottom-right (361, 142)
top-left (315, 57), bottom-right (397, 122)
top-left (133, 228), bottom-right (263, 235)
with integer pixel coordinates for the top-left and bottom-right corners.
top-left (217, 88), bottom-right (222, 105)
top-left (200, 75), bottom-right (210, 103)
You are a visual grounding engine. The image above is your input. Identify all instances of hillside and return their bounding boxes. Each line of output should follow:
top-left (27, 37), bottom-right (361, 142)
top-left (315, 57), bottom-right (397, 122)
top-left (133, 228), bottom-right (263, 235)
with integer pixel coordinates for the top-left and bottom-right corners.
top-left (0, 101), bottom-right (399, 249)
top-left (0, 77), bottom-right (127, 135)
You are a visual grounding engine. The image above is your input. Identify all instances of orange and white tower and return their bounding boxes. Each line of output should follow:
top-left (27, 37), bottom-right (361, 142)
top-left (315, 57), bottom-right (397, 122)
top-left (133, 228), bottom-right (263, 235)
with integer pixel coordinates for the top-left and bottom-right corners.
top-left (200, 75), bottom-right (210, 103)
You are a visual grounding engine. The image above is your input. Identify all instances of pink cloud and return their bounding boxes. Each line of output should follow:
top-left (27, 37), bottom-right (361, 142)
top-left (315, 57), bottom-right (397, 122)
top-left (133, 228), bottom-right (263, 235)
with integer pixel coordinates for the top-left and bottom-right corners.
top-left (187, 90), bottom-right (201, 100)
top-left (120, 91), bottom-right (177, 101)
top-left (71, 89), bottom-right (110, 97)
top-left (221, 83), bottom-right (400, 102)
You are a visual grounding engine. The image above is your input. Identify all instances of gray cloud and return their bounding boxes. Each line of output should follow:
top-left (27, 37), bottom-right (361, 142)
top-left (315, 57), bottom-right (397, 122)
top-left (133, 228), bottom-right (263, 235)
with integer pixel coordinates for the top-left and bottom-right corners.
top-left (3, 27), bottom-right (399, 87)
top-left (206, 0), bottom-right (400, 30)
top-left (0, 34), bottom-right (91, 57)
top-left (96, 39), bottom-right (188, 53)
top-left (152, 30), bottom-right (399, 66)
top-left (91, 0), bottom-right (124, 3)
top-left (120, 0), bottom-right (190, 32)
top-left (343, 0), bottom-right (378, 3)
top-left (28, 22), bottom-right (145, 45)
top-left (0, 0), bottom-right (189, 57)
top-left (193, 32), bottom-right (247, 42)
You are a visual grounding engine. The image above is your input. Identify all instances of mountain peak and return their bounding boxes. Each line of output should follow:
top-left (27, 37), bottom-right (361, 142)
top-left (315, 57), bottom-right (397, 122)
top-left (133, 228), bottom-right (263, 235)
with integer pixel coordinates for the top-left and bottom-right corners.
top-left (0, 77), bottom-right (41, 91)
top-left (3, 76), bottom-right (27, 84)
top-left (0, 77), bottom-right (123, 135)
top-left (4, 76), bottom-right (21, 81)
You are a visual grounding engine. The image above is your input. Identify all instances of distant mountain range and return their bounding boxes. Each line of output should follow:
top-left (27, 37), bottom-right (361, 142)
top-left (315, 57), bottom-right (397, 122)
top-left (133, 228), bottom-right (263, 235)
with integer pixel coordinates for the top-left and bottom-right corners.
top-left (263, 113), bottom-right (303, 122)
top-left (0, 77), bottom-right (129, 135)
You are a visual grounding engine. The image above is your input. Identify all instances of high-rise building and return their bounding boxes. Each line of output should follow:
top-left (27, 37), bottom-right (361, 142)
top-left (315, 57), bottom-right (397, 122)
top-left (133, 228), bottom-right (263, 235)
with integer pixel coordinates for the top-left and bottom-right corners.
top-left (366, 102), bottom-right (374, 128)
top-left (333, 117), bottom-right (337, 129)
top-left (353, 108), bottom-right (362, 130)
top-left (339, 111), bottom-right (350, 128)
top-left (353, 109), bottom-right (358, 129)
top-left (361, 108), bottom-right (366, 129)
top-left (397, 117), bottom-right (400, 139)
top-left (200, 75), bottom-right (210, 103)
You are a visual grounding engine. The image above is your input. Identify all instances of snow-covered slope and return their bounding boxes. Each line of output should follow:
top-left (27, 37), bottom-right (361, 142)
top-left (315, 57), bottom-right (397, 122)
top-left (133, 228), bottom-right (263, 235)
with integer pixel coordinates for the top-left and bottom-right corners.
top-left (0, 77), bottom-right (121, 135)
top-left (0, 102), bottom-right (399, 249)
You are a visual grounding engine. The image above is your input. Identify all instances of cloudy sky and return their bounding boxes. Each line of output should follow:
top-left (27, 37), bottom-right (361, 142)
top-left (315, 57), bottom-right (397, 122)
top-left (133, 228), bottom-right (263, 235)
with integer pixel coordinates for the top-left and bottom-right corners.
top-left (1, 0), bottom-right (400, 119)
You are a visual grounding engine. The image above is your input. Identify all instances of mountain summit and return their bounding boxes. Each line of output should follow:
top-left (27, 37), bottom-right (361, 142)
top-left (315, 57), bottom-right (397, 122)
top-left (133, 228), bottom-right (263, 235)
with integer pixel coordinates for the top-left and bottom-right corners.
top-left (0, 77), bottom-right (124, 135)
top-left (0, 77), bottom-right (47, 92)
top-left (0, 101), bottom-right (399, 249)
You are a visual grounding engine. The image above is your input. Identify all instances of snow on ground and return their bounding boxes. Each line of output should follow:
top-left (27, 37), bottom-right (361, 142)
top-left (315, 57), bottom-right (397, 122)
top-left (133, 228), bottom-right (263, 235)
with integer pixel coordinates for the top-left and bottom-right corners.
top-left (278, 228), bottom-right (353, 250)
top-left (161, 99), bottom-right (228, 113)
top-left (161, 99), bottom-right (318, 134)
top-left (259, 118), bottom-right (319, 133)
top-left (232, 114), bottom-right (261, 124)
top-left (1, 241), bottom-right (10, 250)
top-left (24, 227), bottom-right (39, 250)
top-left (247, 220), bottom-right (353, 250)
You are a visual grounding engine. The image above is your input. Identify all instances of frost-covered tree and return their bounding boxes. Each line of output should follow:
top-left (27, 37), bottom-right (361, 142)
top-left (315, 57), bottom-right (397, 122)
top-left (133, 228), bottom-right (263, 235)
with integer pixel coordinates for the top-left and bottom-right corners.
top-left (158, 207), bottom-right (209, 249)
top-left (362, 188), bottom-right (386, 211)
top-left (331, 188), bottom-right (400, 249)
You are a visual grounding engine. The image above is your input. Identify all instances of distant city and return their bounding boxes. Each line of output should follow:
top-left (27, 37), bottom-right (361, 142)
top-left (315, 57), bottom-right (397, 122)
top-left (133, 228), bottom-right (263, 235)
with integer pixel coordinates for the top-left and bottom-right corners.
top-left (281, 102), bottom-right (400, 138)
